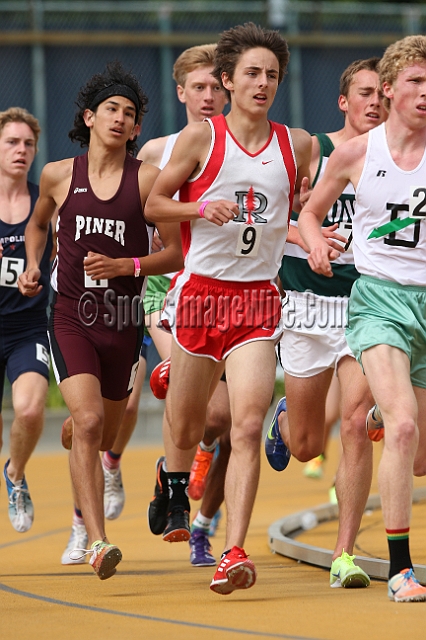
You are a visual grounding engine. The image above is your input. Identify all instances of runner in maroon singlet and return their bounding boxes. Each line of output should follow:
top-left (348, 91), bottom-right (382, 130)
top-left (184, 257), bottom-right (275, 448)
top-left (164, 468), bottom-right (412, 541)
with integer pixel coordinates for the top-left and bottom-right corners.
top-left (18, 62), bottom-right (183, 580)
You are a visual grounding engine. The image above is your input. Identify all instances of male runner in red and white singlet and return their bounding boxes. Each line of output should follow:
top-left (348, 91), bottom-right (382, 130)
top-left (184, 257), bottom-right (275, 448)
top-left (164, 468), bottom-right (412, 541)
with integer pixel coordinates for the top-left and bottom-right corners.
top-left (146, 22), bottom-right (312, 595)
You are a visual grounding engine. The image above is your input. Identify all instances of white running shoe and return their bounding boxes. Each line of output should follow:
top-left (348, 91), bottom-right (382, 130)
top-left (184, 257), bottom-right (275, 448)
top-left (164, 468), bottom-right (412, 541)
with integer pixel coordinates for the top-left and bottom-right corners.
top-left (103, 465), bottom-right (125, 520)
top-left (61, 524), bottom-right (89, 565)
top-left (3, 460), bottom-right (34, 533)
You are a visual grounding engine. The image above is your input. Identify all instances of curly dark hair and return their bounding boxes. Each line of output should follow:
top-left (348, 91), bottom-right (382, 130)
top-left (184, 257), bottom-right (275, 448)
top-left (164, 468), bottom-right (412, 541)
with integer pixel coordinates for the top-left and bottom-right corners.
top-left (212, 22), bottom-right (290, 102)
top-left (68, 61), bottom-right (148, 156)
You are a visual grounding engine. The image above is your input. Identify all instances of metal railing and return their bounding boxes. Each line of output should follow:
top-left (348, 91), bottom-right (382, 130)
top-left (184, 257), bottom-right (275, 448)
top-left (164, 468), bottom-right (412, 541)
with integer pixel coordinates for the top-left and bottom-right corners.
top-left (0, 1), bottom-right (424, 177)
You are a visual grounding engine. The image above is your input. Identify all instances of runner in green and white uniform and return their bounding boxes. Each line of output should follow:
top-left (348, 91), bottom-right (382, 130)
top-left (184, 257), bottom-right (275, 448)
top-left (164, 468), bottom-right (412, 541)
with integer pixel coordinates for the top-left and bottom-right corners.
top-left (266, 57), bottom-right (387, 590)
top-left (299, 35), bottom-right (426, 603)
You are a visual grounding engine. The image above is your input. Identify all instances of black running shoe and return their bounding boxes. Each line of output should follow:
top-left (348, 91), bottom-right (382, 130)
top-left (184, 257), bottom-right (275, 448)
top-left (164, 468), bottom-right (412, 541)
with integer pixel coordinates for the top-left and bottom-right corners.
top-left (147, 456), bottom-right (169, 535)
top-left (162, 506), bottom-right (190, 542)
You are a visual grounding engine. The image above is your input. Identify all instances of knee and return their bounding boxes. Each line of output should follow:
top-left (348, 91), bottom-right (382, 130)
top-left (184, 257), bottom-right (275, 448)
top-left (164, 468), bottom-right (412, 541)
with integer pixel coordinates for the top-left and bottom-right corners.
top-left (391, 418), bottom-right (417, 451)
top-left (288, 426), bottom-right (322, 462)
top-left (171, 430), bottom-right (199, 450)
top-left (74, 412), bottom-right (103, 447)
top-left (231, 417), bottom-right (263, 451)
top-left (291, 441), bottom-right (322, 463)
top-left (13, 400), bottom-right (44, 431)
top-left (205, 407), bottom-right (232, 441)
top-left (340, 407), bottom-right (370, 447)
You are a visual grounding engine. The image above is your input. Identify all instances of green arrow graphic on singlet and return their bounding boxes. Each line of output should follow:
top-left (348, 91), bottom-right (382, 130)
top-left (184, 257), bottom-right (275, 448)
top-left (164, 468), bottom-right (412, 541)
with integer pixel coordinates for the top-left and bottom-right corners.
top-left (368, 216), bottom-right (418, 239)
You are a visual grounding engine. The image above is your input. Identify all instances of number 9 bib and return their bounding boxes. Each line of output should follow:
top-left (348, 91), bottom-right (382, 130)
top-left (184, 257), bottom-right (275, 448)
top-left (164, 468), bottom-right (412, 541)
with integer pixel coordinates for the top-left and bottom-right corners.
top-left (235, 224), bottom-right (263, 258)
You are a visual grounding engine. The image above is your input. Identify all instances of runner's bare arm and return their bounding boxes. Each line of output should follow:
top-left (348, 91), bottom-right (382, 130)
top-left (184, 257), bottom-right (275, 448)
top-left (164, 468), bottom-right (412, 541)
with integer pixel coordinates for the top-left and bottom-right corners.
top-left (84, 223), bottom-right (183, 280)
top-left (84, 163), bottom-right (183, 279)
top-left (298, 139), bottom-right (362, 277)
top-left (287, 173), bottom-right (346, 252)
top-left (137, 135), bottom-right (169, 167)
top-left (18, 161), bottom-right (70, 296)
top-left (290, 128), bottom-right (312, 212)
top-left (145, 122), bottom-right (238, 226)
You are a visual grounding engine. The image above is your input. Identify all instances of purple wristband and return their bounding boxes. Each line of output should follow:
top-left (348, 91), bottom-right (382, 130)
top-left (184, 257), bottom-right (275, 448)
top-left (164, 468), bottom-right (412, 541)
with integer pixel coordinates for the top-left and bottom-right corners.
top-left (198, 200), bottom-right (210, 218)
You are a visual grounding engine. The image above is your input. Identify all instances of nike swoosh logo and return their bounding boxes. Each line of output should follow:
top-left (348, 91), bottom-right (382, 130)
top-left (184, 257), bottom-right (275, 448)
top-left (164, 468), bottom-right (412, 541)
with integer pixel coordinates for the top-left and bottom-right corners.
top-left (262, 160), bottom-right (273, 165)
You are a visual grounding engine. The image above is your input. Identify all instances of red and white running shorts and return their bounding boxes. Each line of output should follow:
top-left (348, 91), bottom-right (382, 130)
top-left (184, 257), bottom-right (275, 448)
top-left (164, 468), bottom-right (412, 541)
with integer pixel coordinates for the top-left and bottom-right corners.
top-left (160, 272), bottom-right (283, 361)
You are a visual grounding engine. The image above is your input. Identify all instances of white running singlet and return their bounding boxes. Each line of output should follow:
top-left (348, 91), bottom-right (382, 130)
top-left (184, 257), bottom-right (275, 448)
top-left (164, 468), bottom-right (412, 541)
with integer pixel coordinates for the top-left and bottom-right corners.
top-left (159, 132), bottom-right (181, 170)
top-left (354, 123), bottom-right (426, 286)
top-left (159, 131), bottom-right (181, 280)
top-left (179, 114), bottom-right (297, 282)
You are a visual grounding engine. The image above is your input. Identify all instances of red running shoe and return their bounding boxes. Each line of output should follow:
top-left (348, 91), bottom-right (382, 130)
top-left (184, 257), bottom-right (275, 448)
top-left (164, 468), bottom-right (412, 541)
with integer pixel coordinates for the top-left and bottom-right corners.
top-left (188, 446), bottom-right (214, 501)
top-left (210, 546), bottom-right (256, 595)
top-left (150, 357), bottom-right (171, 400)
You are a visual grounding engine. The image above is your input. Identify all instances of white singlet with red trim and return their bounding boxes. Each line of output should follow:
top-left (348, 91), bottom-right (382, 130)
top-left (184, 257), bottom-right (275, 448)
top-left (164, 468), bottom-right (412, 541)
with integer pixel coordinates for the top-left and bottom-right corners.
top-left (179, 114), bottom-right (297, 282)
top-left (159, 131), bottom-right (181, 279)
top-left (354, 122), bottom-right (426, 286)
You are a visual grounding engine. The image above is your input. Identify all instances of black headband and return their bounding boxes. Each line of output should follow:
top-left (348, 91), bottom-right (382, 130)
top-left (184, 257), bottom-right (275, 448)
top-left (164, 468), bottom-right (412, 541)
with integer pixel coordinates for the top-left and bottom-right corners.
top-left (89, 84), bottom-right (140, 120)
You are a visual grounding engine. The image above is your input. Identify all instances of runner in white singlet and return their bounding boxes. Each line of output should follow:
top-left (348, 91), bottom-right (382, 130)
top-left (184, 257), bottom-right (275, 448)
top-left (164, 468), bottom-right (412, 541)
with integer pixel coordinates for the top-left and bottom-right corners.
top-left (299, 35), bottom-right (426, 603)
top-left (145, 23), bottom-right (312, 595)
top-left (269, 58), bottom-right (387, 590)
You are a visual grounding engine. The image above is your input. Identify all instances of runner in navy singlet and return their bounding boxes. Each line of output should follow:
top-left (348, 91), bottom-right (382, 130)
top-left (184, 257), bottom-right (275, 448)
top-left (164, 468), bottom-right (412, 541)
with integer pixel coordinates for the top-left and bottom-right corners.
top-left (18, 62), bottom-right (183, 580)
top-left (0, 107), bottom-right (53, 535)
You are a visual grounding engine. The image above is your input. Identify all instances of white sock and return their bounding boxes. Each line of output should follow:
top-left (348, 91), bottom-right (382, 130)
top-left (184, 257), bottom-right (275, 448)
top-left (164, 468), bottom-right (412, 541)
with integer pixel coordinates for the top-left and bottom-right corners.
top-left (199, 439), bottom-right (217, 453)
top-left (192, 511), bottom-right (212, 532)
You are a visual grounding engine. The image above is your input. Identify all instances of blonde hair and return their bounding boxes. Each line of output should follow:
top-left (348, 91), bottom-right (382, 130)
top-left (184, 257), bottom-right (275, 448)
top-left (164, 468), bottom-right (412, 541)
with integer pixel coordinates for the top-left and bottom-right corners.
top-left (379, 35), bottom-right (426, 110)
top-left (173, 44), bottom-right (217, 87)
top-left (0, 107), bottom-right (40, 149)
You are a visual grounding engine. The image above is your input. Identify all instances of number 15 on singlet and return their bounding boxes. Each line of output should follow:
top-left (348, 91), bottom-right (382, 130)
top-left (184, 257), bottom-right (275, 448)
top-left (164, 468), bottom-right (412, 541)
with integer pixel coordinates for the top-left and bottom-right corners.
top-left (0, 257), bottom-right (24, 287)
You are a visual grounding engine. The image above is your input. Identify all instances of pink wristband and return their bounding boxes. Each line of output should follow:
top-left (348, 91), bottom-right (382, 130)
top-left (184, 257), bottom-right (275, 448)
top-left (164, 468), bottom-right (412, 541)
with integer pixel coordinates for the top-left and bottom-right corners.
top-left (132, 257), bottom-right (141, 277)
top-left (198, 200), bottom-right (210, 218)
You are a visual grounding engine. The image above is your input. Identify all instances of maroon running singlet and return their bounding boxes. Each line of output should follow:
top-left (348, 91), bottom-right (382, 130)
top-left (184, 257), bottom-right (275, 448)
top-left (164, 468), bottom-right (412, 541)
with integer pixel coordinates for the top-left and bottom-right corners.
top-left (49, 153), bottom-right (153, 400)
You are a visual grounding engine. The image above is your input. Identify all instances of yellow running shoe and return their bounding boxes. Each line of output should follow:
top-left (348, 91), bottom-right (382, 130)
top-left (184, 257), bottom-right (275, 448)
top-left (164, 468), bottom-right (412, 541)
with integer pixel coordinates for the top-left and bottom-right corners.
top-left (329, 484), bottom-right (338, 505)
top-left (330, 550), bottom-right (370, 588)
top-left (303, 454), bottom-right (324, 479)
